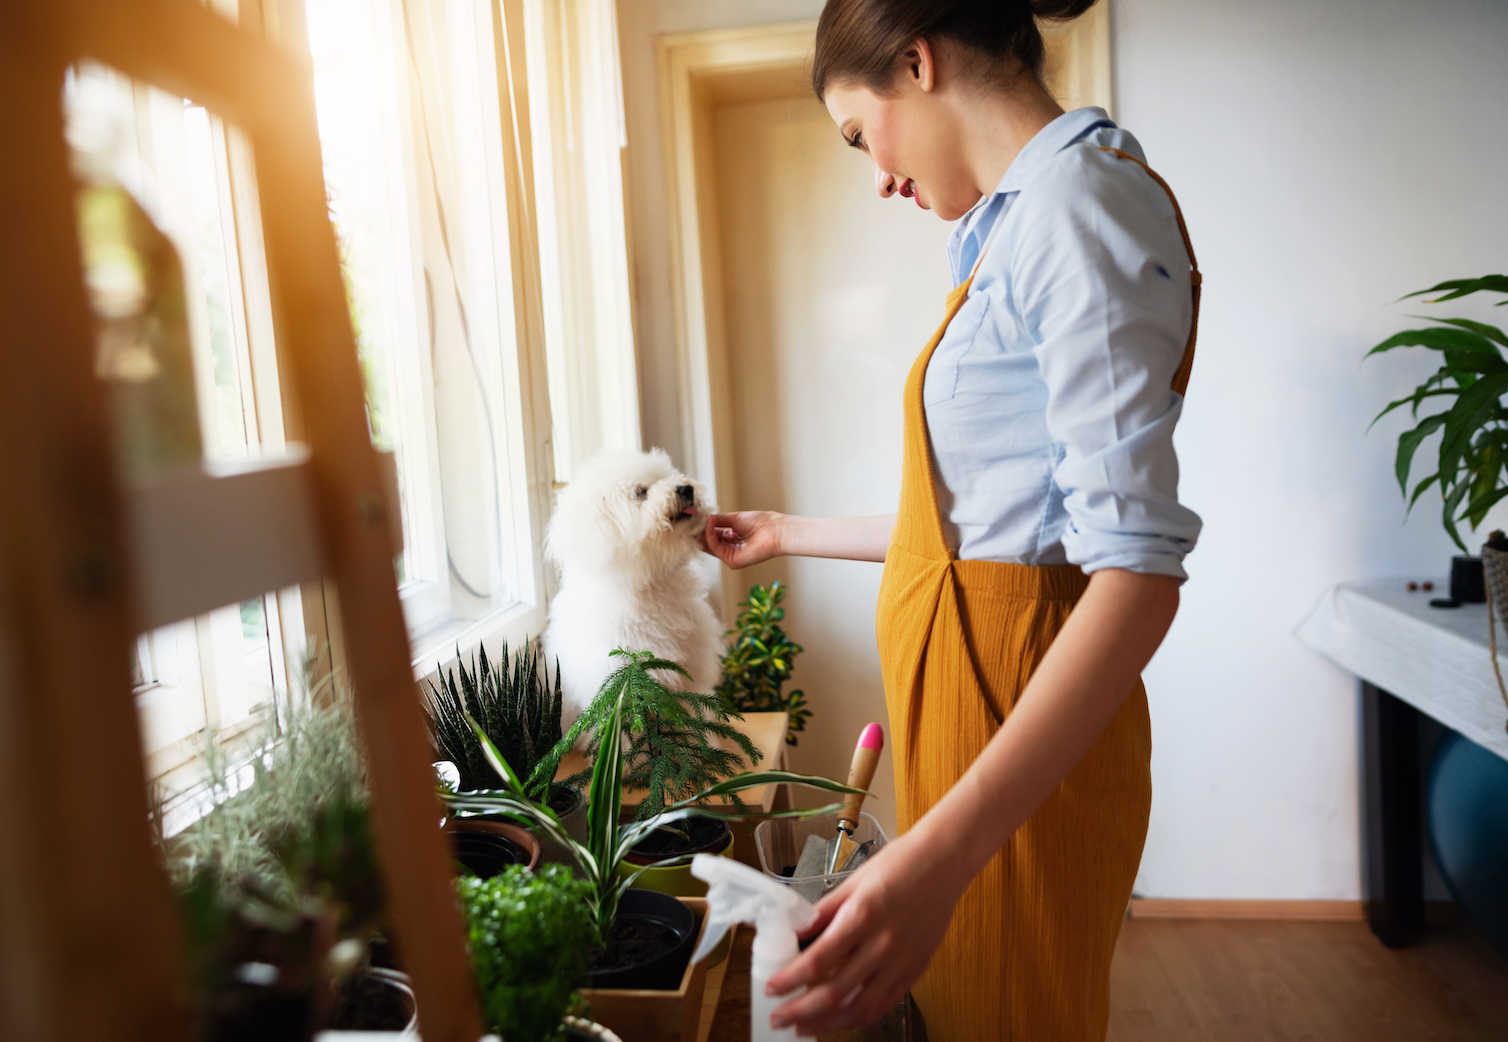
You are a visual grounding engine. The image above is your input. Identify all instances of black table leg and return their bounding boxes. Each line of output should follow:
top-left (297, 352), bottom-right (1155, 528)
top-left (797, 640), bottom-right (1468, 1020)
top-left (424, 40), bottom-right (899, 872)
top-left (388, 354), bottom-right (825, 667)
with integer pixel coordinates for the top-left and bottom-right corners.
top-left (1362, 682), bottom-right (1424, 947)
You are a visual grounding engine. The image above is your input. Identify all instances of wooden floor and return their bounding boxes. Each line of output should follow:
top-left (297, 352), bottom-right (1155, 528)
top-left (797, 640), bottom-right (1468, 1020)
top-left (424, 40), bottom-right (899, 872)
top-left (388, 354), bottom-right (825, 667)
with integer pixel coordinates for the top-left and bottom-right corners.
top-left (1109, 917), bottom-right (1508, 1042)
top-left (701, 916), bottom-right (1508, 1041)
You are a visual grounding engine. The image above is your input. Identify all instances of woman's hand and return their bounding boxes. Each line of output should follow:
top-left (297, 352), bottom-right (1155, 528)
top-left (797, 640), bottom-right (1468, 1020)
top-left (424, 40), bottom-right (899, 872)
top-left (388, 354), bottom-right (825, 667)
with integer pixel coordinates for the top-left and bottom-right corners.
top-left (765, 828), bottom-right (968, 1036)
top-left (700, 511), bottom-right (787, 569)
top-left (701, 513), bottom-right (897, 566)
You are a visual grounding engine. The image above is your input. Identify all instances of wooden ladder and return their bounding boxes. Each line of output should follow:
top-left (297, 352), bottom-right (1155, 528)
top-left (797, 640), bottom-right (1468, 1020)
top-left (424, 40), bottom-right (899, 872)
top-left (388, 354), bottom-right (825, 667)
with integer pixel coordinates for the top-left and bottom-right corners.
top-left (0, 0), bottom-right (482, 1038)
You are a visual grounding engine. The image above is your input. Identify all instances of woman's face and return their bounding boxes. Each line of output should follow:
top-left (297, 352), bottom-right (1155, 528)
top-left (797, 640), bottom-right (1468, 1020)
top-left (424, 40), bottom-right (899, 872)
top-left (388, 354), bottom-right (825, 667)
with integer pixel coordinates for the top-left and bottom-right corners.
top-left (824, 42), bottom-right (981, 222)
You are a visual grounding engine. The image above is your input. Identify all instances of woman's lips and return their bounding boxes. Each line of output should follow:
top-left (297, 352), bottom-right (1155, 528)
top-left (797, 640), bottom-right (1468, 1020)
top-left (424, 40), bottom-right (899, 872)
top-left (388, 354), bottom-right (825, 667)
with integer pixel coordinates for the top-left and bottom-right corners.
top-left (899, 178), bottom-right (924, 208)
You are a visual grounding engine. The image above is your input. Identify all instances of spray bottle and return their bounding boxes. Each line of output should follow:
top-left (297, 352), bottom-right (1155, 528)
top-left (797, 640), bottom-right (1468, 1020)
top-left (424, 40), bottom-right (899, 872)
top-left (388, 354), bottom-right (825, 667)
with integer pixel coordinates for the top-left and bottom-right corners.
top-left (690, 853), bottom-right (819, 1042)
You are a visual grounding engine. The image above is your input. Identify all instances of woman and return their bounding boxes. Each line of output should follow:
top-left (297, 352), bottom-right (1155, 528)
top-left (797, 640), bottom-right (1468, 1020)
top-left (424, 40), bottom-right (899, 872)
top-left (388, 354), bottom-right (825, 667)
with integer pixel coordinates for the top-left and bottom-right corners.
top-left (700, 1), bottom-right (1202, 1038)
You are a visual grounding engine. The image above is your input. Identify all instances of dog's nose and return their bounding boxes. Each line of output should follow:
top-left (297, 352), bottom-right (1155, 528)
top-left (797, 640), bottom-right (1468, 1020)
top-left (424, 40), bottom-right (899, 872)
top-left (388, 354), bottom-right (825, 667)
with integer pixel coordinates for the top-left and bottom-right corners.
top-left (675, 484), bottom-right (695, 505)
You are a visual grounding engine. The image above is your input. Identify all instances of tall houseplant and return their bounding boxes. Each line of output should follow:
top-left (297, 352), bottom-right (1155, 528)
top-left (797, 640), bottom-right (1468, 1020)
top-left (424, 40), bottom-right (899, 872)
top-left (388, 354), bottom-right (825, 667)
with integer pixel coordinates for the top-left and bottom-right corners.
top-left (1368, 274), bottom-right (1508, 550)
top-left (716, 581), bottom-right (812, 747)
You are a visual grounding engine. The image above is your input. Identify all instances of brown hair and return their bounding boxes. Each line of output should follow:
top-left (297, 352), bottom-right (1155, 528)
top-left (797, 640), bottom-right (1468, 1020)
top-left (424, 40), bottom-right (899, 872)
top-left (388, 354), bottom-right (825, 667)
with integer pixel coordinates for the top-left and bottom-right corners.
top-left (812, 0), bottom-right (1098, 100)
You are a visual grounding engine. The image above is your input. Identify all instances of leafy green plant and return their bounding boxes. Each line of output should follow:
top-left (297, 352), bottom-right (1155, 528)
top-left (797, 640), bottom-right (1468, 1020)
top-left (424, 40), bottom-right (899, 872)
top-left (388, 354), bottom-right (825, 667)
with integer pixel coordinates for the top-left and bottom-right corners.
top-left (426, 640), bottom-right (563, 800)
top-left (443, 651), bottom-right (866, 943)
top-left (1369, 275), bottom-right (1508, 551)
top-left (716, 581), bottom-right (812, 746)
top-left (537, 651), bottom-right (760, 822)
top-left (458, 864), bottom-right (595, 1042)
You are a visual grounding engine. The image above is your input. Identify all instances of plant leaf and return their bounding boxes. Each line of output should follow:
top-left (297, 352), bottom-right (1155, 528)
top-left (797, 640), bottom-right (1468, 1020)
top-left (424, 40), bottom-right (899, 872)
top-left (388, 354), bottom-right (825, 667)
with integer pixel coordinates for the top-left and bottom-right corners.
top-left (1366, 326), bottom-right (1499, 358)
top-left (1395, 414), bottom-right (1447, 494)
top-left (1400, 275), bottom-right (1508, 304)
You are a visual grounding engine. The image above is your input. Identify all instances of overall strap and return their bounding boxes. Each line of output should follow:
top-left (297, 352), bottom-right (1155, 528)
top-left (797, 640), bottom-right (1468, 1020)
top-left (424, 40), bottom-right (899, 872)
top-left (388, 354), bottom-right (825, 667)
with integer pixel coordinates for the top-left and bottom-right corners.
top-left (1096, 146), bottom-right (1201, 397)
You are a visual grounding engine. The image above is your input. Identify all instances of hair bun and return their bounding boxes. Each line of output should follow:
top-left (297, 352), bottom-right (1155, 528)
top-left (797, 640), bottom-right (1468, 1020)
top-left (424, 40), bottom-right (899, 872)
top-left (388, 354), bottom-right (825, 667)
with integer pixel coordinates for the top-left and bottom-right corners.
top-left (1031, 0), bottom-right (1098, 20)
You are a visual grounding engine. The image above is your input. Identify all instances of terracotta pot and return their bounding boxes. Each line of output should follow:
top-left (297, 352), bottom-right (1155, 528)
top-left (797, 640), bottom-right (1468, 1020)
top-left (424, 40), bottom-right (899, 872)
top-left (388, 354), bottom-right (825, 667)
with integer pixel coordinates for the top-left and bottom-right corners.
top-left (443, 818), bottom-right (540, 873)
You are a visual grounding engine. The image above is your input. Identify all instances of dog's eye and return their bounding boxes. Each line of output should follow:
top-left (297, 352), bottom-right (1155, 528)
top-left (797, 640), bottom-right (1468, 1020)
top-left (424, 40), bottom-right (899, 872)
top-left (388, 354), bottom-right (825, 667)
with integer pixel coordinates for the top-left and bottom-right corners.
top-left (634, 485), bottom-right (648, 500)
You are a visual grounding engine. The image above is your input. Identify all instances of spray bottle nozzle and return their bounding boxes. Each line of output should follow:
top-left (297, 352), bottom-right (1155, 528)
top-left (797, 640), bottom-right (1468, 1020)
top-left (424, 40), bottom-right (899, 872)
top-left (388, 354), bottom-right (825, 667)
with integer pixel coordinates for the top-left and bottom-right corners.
top-left (689, 854), bottom-right (819, 964)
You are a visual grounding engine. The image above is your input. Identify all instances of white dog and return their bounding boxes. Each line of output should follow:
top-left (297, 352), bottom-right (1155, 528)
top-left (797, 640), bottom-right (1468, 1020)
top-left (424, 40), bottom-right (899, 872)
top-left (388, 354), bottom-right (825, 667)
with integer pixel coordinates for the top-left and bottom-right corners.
top-left (541, 449), bottom-right (723, 728)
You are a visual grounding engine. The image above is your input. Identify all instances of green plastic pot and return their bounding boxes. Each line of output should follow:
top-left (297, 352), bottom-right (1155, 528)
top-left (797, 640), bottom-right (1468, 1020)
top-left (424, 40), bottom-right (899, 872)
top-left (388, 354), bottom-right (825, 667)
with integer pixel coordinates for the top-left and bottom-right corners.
top-left (616, 827), bottom-right (735, 898)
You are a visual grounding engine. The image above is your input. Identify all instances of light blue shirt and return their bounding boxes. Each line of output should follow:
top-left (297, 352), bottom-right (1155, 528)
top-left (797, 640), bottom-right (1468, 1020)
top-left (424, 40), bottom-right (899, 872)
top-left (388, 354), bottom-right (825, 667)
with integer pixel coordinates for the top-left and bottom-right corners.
top-left (924, 107), bottom-right (1201, 581)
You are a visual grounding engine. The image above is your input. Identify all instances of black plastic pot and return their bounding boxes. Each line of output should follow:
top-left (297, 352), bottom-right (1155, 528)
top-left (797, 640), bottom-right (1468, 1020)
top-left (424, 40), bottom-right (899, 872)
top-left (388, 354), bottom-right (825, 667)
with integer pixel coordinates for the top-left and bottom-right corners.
top-left (623, 816), bottom-right (730, 866)
top-left (450, 830), bottom-right (531, 879)
top-left (586, 889), bottom-right (696, 991)
top-left (1452, 555), bottom-right (1486, 603)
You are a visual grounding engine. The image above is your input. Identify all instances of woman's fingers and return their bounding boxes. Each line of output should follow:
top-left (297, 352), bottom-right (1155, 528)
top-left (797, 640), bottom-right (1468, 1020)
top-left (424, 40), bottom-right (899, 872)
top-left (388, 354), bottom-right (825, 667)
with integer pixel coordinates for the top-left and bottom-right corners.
top-left (780, 966), bottom-right (914, 1036)
top-left (766, 890), bottom-right (856, 994)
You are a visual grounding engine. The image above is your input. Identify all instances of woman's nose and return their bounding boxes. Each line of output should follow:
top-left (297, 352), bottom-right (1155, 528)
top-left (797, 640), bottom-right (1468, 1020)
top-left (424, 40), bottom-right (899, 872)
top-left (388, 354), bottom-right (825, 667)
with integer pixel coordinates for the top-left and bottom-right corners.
top-left (876, 167), bottom-right (898, 198)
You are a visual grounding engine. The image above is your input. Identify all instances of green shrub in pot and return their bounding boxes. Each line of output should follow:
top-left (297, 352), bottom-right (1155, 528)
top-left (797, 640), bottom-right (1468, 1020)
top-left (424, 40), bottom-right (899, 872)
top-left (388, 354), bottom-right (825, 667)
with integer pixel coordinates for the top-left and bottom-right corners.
top-left (1367, 274), bottom-right (1508, 550)
top-left (458, 863), bottom-right (596, 1042)
top-left (716, 581), bottom-right (812, 747)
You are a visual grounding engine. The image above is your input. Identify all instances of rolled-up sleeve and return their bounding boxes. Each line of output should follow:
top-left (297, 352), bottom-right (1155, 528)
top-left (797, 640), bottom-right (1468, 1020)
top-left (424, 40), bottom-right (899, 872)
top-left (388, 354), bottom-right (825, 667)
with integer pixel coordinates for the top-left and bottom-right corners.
top-left (1010, 147), bottom-right (1202, 580)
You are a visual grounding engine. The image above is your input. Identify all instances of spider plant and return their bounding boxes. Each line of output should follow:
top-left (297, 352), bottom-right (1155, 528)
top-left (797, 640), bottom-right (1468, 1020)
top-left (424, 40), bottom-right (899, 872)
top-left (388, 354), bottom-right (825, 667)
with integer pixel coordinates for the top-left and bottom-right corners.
top-left (1368, 274), bottom-right (1508, 550)
top-left (442, 665), bottom-right (865, 941)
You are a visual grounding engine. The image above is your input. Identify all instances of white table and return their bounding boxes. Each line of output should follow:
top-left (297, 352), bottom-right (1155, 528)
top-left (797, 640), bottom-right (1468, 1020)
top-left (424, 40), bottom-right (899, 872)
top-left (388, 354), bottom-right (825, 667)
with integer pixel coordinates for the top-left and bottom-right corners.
top-left (1297, 578), bottom-right (1508, 948)
top-left (1297, 580), bottom-right (1508, 760)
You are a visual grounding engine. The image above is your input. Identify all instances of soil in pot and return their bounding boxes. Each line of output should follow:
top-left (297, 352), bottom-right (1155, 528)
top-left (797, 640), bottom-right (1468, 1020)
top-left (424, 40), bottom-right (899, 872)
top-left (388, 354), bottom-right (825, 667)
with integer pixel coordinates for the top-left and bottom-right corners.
top-left (623, 817), bottom-right (730, 865)
top-left (327, 970), bottom-right (412, 1031)
top-left (450, 830), bottom-right (530, 879)
top-left (586, 889), bottom-right (696, 991)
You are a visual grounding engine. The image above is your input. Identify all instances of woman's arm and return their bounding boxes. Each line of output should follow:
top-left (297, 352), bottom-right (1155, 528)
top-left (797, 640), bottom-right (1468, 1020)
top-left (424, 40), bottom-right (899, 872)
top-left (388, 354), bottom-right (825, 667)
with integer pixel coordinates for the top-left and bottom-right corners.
top-left (700, 512), bottom-right (895, 568)
top-left (765, 567), bottom-right (1179, 1035)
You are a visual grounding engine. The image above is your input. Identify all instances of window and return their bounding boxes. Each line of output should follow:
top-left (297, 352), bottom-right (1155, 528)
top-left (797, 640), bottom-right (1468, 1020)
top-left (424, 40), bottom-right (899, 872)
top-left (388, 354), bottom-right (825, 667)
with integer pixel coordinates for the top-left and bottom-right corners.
top-left (65, 0), bottom-right (574, 819)
top-left (306, 0), bottom-right (547, 658)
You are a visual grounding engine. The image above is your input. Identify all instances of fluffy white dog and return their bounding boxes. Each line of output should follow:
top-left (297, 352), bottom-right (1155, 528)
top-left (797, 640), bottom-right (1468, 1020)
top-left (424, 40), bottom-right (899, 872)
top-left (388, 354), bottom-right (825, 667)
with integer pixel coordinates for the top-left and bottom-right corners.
top-left (541, 449), bottom-right (723, 728)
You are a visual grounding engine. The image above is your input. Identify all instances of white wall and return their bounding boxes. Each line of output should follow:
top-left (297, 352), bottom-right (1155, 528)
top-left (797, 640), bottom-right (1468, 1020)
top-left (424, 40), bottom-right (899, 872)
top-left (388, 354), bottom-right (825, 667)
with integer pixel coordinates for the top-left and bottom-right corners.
top-left (617, 0), bottom-right (1508, 900)
top-left (1118, 0), bottom-right (1508, 899)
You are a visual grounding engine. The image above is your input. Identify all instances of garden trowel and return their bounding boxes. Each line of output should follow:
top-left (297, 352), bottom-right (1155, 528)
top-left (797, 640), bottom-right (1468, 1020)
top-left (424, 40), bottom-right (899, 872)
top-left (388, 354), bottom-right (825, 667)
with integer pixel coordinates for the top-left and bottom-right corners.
top-left (791, 723), bottom-right (885, 900)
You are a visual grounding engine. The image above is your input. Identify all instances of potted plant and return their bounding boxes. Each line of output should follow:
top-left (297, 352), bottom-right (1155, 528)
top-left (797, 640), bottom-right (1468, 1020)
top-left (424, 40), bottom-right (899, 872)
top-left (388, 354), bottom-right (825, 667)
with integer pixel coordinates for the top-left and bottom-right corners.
top-left (537, 651), bottom-right (761, 894)
top-left (716, 581), bottom-right (812, 747)
top-left (1368, 274), bottom-right (1508, 555)
top-left (161, 673), bottom-right (407, 1037)
top-left (457, 863), bottom-right (597, 1041)
top-left (442, 651), bottom-right (862, 999)
top-left (426, 640), bottom-right (588, 859)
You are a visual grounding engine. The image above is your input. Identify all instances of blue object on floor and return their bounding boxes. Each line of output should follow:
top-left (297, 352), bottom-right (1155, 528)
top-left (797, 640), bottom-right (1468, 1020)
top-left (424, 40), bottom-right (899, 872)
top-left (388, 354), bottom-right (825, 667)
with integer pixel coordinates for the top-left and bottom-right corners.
top-left (1426, 729), bottom-right (1508, 961)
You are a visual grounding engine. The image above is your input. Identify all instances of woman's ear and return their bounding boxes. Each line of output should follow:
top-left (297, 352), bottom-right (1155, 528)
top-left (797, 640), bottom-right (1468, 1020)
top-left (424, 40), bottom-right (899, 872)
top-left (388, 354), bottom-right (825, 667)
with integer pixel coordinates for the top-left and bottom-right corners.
top-left (910, 37), bottom-right (937, 92)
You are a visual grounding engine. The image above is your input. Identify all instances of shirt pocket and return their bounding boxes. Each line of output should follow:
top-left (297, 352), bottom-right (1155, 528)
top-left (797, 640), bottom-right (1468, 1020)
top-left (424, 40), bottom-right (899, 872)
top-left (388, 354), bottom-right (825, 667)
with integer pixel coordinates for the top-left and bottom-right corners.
top-left (923, 292), bottom-right (992, 408)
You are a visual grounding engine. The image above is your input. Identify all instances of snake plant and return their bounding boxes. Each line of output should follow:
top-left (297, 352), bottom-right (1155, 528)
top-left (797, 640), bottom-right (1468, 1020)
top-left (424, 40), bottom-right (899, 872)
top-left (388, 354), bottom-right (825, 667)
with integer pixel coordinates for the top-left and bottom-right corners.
top-left (1368, 275), bottom-right (1508, 551)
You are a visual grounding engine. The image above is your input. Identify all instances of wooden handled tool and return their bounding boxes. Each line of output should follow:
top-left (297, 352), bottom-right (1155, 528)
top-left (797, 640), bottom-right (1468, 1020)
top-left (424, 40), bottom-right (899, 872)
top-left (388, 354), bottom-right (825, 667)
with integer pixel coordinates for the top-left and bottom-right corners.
top-left (825, 723), bottom-right (884, 874)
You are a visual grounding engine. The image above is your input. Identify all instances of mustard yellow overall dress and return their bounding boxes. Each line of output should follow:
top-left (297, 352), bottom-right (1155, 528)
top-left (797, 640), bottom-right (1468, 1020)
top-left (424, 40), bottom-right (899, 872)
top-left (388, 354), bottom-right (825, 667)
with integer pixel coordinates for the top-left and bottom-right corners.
top-left (874, 149), bottom-right (1200, 1042)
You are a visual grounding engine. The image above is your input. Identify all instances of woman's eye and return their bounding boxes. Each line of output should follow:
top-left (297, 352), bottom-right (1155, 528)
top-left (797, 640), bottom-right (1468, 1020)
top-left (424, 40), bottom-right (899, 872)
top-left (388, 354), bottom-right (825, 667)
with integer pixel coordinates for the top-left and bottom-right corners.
top-left (848, 131), bottom-right (865, 150)
top-left (634, 485), bottom-right (648, 499)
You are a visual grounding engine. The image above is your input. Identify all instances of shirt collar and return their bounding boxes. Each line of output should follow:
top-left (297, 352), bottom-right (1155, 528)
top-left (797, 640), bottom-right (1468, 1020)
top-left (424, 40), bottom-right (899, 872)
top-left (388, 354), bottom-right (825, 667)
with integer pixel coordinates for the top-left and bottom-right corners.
top-left (949, 106), bottom-right (1117, 282)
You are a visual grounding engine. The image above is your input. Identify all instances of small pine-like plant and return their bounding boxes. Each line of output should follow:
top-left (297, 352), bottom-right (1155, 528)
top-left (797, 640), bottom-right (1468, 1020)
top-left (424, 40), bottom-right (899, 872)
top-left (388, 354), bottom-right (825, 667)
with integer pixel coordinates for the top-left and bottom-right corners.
top-left (425, 641), bottom-right (563, 800)
top-left (458, 864), bottom-right (595, 1042)
top-left (715, 581), bottom-right (812, 747)
top-left (535, 650), bottom-right (762, 822)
